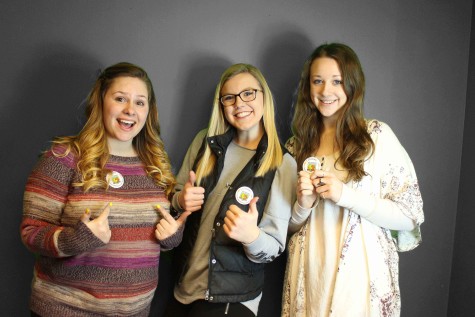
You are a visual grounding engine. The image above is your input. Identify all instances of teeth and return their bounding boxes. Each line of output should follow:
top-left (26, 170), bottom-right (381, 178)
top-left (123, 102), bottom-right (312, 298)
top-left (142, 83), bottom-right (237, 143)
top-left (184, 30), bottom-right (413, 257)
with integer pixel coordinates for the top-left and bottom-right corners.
top-left (119, 119), bottom-right (135, 124)
top-left (235, 111), bottom-right (251, 118)
top-left (321, 100), bottom-right (336, 104)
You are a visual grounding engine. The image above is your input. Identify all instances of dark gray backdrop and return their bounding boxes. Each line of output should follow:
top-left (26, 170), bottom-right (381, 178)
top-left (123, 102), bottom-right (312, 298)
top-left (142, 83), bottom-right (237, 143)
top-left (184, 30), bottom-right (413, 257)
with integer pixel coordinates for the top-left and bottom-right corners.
top-left (1, 1), bottom-right (473, 316)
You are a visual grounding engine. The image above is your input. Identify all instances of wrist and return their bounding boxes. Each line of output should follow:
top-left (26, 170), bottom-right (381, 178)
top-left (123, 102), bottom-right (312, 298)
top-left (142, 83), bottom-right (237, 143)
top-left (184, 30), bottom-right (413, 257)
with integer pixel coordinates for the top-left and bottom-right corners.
top-left (242, 227), bottom-right (260, 245)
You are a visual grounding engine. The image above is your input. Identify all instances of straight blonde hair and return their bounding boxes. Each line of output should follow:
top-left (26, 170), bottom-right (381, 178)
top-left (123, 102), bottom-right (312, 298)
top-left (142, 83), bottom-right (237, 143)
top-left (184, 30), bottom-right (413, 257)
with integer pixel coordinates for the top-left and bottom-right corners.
top-left (195, 63), bottom-right (283, 186)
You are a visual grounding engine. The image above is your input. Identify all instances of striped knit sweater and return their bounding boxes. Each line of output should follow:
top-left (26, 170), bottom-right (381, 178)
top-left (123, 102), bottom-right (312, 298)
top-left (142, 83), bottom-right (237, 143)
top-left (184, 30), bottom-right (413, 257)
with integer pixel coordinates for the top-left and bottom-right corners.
top-left (21, 148), bottom-right (182, 317)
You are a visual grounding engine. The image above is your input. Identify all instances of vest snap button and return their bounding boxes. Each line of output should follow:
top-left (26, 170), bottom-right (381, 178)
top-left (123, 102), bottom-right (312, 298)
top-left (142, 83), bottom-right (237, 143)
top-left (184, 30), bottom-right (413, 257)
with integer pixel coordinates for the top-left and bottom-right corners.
top-left (212, 259), bottom-right (217, 264)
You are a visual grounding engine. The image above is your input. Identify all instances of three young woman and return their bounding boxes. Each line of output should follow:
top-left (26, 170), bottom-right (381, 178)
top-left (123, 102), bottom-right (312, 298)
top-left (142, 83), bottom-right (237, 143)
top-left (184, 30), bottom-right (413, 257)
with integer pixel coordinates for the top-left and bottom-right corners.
top-left (22, 43), bottom-right (424, 317)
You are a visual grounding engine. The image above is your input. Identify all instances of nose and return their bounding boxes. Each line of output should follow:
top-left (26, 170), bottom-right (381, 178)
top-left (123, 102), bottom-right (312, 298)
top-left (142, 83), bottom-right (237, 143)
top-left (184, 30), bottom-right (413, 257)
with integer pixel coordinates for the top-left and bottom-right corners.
top-left (234, 95), bottom-right (246, 107)
top-left (320, 82), bottom-right (332, 96)
top-left (123, 101), bottom-right (136, 115)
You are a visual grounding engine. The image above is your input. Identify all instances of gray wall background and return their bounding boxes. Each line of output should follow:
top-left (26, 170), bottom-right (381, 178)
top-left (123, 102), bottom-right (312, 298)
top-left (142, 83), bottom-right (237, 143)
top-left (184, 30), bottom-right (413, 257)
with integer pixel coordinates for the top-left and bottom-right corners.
top-left (1, 1), bottom-right (472, 316)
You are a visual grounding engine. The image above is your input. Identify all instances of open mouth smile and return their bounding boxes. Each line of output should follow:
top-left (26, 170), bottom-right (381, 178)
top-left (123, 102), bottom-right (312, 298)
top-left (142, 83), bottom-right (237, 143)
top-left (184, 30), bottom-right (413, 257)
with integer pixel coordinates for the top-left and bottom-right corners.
top-left (117, 119), bottom-right (136, 129)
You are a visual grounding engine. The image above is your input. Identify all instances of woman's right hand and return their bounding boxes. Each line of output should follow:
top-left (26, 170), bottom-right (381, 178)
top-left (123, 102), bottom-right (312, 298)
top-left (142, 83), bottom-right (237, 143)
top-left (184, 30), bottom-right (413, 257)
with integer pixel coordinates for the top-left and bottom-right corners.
top-left (178, 171), bottom-right (205, 212)
top-left (81, 203), bottom-right (112, 244)
top-left (297, 170), bottom-right (319, 208)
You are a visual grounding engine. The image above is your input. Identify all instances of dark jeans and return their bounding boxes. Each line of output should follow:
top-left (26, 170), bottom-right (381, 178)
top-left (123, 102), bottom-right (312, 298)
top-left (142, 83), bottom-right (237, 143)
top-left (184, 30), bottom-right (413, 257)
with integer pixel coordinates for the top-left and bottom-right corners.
top-left (31, 312), bottom-right (41, 317)
top-left (164, 296), bottom-right (255, 317)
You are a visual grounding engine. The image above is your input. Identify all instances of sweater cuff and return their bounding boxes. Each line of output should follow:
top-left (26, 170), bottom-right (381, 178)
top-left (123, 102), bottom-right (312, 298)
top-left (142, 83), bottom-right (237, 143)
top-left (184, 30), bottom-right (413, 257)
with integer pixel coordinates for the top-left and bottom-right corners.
top-left (57, 221), bottom-right (106, 256)
top-left (159, 223), bottom-right (185, 250)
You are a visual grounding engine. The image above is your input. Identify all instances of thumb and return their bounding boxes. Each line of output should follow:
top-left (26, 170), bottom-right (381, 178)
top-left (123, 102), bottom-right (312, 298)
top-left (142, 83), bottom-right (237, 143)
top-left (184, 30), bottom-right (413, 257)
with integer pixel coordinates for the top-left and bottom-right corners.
top-left (81, 208), bottom-right (91, 223)
top-left (176, 211), bottom-right (192, 225)
top-left (248, 197), bottom-right (259, 215)
top-left (188, 170), bottom-right (196, 186)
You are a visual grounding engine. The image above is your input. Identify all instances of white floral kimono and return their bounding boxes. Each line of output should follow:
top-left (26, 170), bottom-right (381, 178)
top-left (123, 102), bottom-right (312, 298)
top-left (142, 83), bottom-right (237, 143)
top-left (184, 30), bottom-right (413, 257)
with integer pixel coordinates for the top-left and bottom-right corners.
top-left (282, 120), bottom-right (424, 317)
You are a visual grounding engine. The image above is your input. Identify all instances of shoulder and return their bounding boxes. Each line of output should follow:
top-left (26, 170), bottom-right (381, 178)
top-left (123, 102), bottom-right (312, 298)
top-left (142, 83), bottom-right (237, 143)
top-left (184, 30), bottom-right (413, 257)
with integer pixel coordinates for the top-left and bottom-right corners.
top-left (366, 119), bottom-right (400, 145)
top-left (278, 152), bottom-right (297, 171)
top-left (187, 128), bottom-right (208, 150)
top-left (284, 136), bottom-right (296, 157)
top-left (44, 144), bottom-right (78, 169)
top-left (190, 128), bottom-right (208, 145)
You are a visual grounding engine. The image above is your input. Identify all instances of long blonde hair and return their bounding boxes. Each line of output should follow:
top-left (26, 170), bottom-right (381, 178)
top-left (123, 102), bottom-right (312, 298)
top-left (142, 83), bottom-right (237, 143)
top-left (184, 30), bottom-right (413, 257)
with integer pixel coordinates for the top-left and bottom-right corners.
top-left (52, 62), bottom-right (175, 195)
top-left (292, 43), bottom-right (374, 182)
top-left (195, 63), bottom-right (283, 186)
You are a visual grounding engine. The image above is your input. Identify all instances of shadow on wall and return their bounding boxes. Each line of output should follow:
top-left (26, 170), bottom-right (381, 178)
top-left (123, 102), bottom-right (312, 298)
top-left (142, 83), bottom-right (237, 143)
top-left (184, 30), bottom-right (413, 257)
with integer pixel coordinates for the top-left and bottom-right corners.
top-left (257, 26), bottom-right (314, 143)
top-left (257, 27), bottom-right (313, 317)
top-left (165, 54), bottom-right (232, 170)
top-left (0, 43), bottom-right (101, 317)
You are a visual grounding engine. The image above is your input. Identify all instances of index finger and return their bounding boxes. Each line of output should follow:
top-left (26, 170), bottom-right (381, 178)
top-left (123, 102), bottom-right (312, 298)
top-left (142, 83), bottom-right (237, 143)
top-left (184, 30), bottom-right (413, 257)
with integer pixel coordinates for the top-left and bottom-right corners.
top-left (156, 204), bottom-right (174, 222)
top-left (228, 204), bottom-right (243, 215)
top-left (298, 170), bottom-right (312, 179)
top-left (97, 202), bottom-right (112, 219)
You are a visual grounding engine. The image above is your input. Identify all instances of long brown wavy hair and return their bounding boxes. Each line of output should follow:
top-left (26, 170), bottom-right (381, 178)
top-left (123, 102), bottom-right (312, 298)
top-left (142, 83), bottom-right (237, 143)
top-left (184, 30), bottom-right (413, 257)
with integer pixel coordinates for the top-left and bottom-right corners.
top-left (291, 43), bottom-right (374, 182)
top-left (52, 62), bottom-right (175, 195)
top-left (195, 63), bottom-right (283, 186)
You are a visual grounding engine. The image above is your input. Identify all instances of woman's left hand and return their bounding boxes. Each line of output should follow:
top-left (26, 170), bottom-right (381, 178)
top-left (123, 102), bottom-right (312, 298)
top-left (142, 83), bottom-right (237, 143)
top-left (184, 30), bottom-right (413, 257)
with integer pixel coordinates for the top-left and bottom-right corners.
top-left (311, 170), bottom-right (343, 203)
top-left (223, 197), bottom-right (260, 244)
top-left (155, 205), bottom-right (190, 241)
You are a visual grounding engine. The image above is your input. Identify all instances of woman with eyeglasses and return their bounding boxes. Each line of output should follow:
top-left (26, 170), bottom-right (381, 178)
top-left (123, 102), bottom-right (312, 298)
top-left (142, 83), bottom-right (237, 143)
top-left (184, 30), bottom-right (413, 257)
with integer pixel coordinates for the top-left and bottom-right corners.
top-left (164, 63), bottom-right (297, 317)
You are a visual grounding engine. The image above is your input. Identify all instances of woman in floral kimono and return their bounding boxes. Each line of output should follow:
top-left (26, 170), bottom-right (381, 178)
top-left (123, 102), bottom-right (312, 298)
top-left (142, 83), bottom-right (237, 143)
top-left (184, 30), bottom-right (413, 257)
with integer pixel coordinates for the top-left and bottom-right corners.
top-left (282, 43), bottom-right (424, 317)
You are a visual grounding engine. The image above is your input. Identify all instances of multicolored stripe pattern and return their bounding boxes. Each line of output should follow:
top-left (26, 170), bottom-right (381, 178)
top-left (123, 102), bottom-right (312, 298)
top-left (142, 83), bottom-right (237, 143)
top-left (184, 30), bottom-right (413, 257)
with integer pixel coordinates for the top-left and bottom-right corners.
top-left (21, 149), bottom-right (177, 317)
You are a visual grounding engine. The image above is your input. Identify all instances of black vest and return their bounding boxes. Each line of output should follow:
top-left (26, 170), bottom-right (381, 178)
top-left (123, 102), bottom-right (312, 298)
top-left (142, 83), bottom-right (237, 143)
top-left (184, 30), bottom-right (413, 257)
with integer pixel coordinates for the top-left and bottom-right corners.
top-left (174, 129), bottom-right (282, 303)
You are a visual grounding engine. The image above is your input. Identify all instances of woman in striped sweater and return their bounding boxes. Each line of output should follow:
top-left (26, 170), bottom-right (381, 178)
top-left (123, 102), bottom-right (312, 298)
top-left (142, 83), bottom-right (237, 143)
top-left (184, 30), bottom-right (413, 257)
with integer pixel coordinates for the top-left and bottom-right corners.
top-left (21, 62), bottom-right (186, 317)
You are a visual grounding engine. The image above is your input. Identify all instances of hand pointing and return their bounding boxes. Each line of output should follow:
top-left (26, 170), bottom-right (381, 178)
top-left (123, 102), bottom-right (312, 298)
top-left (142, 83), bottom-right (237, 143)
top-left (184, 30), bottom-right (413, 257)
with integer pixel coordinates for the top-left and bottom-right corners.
top-left (82, 203), bottom-right (112, 243)
top-left (155, 204), bottom-right (191, 241)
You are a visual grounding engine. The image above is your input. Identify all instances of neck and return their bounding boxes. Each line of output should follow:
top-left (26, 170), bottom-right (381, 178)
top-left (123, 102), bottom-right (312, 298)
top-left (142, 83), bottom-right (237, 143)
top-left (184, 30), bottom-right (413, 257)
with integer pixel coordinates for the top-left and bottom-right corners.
top-left (107, 138), bottom-right (137, 157)
top-left (318, 124), bottom-right (337, 156)
top-left (234, 125), bottom-right (264, 150)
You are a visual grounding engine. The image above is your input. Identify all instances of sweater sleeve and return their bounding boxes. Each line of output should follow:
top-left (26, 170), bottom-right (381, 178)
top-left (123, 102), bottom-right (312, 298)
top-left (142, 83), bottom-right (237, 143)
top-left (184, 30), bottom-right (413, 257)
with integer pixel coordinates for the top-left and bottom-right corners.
top-left (337, 121), bottom-right (424, 251)
top-left (21, 150), bottom-right (105, 257)
top-left (243, 153), bottom-right (297, 263)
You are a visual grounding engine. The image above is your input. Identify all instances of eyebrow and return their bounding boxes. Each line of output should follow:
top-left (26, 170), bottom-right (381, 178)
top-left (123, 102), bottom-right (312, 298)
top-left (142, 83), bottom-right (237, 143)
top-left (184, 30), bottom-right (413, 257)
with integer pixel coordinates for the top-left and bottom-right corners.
top-left (221, 87), bottom-right (259, 95)
top-left (311, 75), bottom-right (342, 78)
top-left (112, 91), bottom-right (147, 98)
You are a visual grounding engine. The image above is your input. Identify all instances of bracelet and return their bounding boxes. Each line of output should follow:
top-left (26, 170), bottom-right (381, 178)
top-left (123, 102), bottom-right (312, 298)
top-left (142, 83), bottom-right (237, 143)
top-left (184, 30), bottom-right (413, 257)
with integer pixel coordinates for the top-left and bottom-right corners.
top-left (176, 191), bottom-right (184, 210)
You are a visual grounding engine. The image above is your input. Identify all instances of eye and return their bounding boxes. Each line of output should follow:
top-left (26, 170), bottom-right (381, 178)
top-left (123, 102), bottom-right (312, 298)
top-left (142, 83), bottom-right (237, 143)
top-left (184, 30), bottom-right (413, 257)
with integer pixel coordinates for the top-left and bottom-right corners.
top-left (242, 90), bottom-right (254, 97)
top-left (136, 100), bottom-right (146, 106)
top-left (115, 96), bottom-right (126, 102)
top-left (332, 79), bottom-right (342, 85)
top-left (222, 95), bottom-right (234, 102)
top-left (312, 79), bottom-right (323, 85)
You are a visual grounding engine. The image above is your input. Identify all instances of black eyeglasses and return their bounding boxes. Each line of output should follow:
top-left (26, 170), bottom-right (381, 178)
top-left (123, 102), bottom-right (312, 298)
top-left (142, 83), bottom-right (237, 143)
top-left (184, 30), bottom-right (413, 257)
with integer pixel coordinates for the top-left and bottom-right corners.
top-left (220, 89), bottom-right (261, 107)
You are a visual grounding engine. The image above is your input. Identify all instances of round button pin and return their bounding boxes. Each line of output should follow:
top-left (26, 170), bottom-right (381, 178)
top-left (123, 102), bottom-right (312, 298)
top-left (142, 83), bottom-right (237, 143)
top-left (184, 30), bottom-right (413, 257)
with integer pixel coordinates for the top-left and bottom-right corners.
top-left (108, 171), bottom-right (124, 188)
top-left (235, 186), bottom-right (254, 205)
top-left (303, 157), bottom-right (322, 173)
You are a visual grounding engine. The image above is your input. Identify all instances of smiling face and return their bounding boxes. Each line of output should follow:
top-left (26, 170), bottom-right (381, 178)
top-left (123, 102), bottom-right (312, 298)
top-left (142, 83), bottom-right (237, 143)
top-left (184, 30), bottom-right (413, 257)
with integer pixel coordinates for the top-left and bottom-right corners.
top-left (102, 76), bottom-right (149, 154)
top-left (309, 57), bottom-right (348, 124)
top-left (220, 72), bottom-right (264, 137)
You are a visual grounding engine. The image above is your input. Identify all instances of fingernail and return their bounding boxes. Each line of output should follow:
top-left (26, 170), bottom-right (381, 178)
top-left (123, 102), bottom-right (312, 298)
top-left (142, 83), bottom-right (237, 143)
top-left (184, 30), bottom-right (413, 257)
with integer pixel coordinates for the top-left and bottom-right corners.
top-left (155, 204), bottom-right (161, 209)
top-left (109, 202), bottom-right (113, 207)
top-left (85, 208), bottom-right (90, 215)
